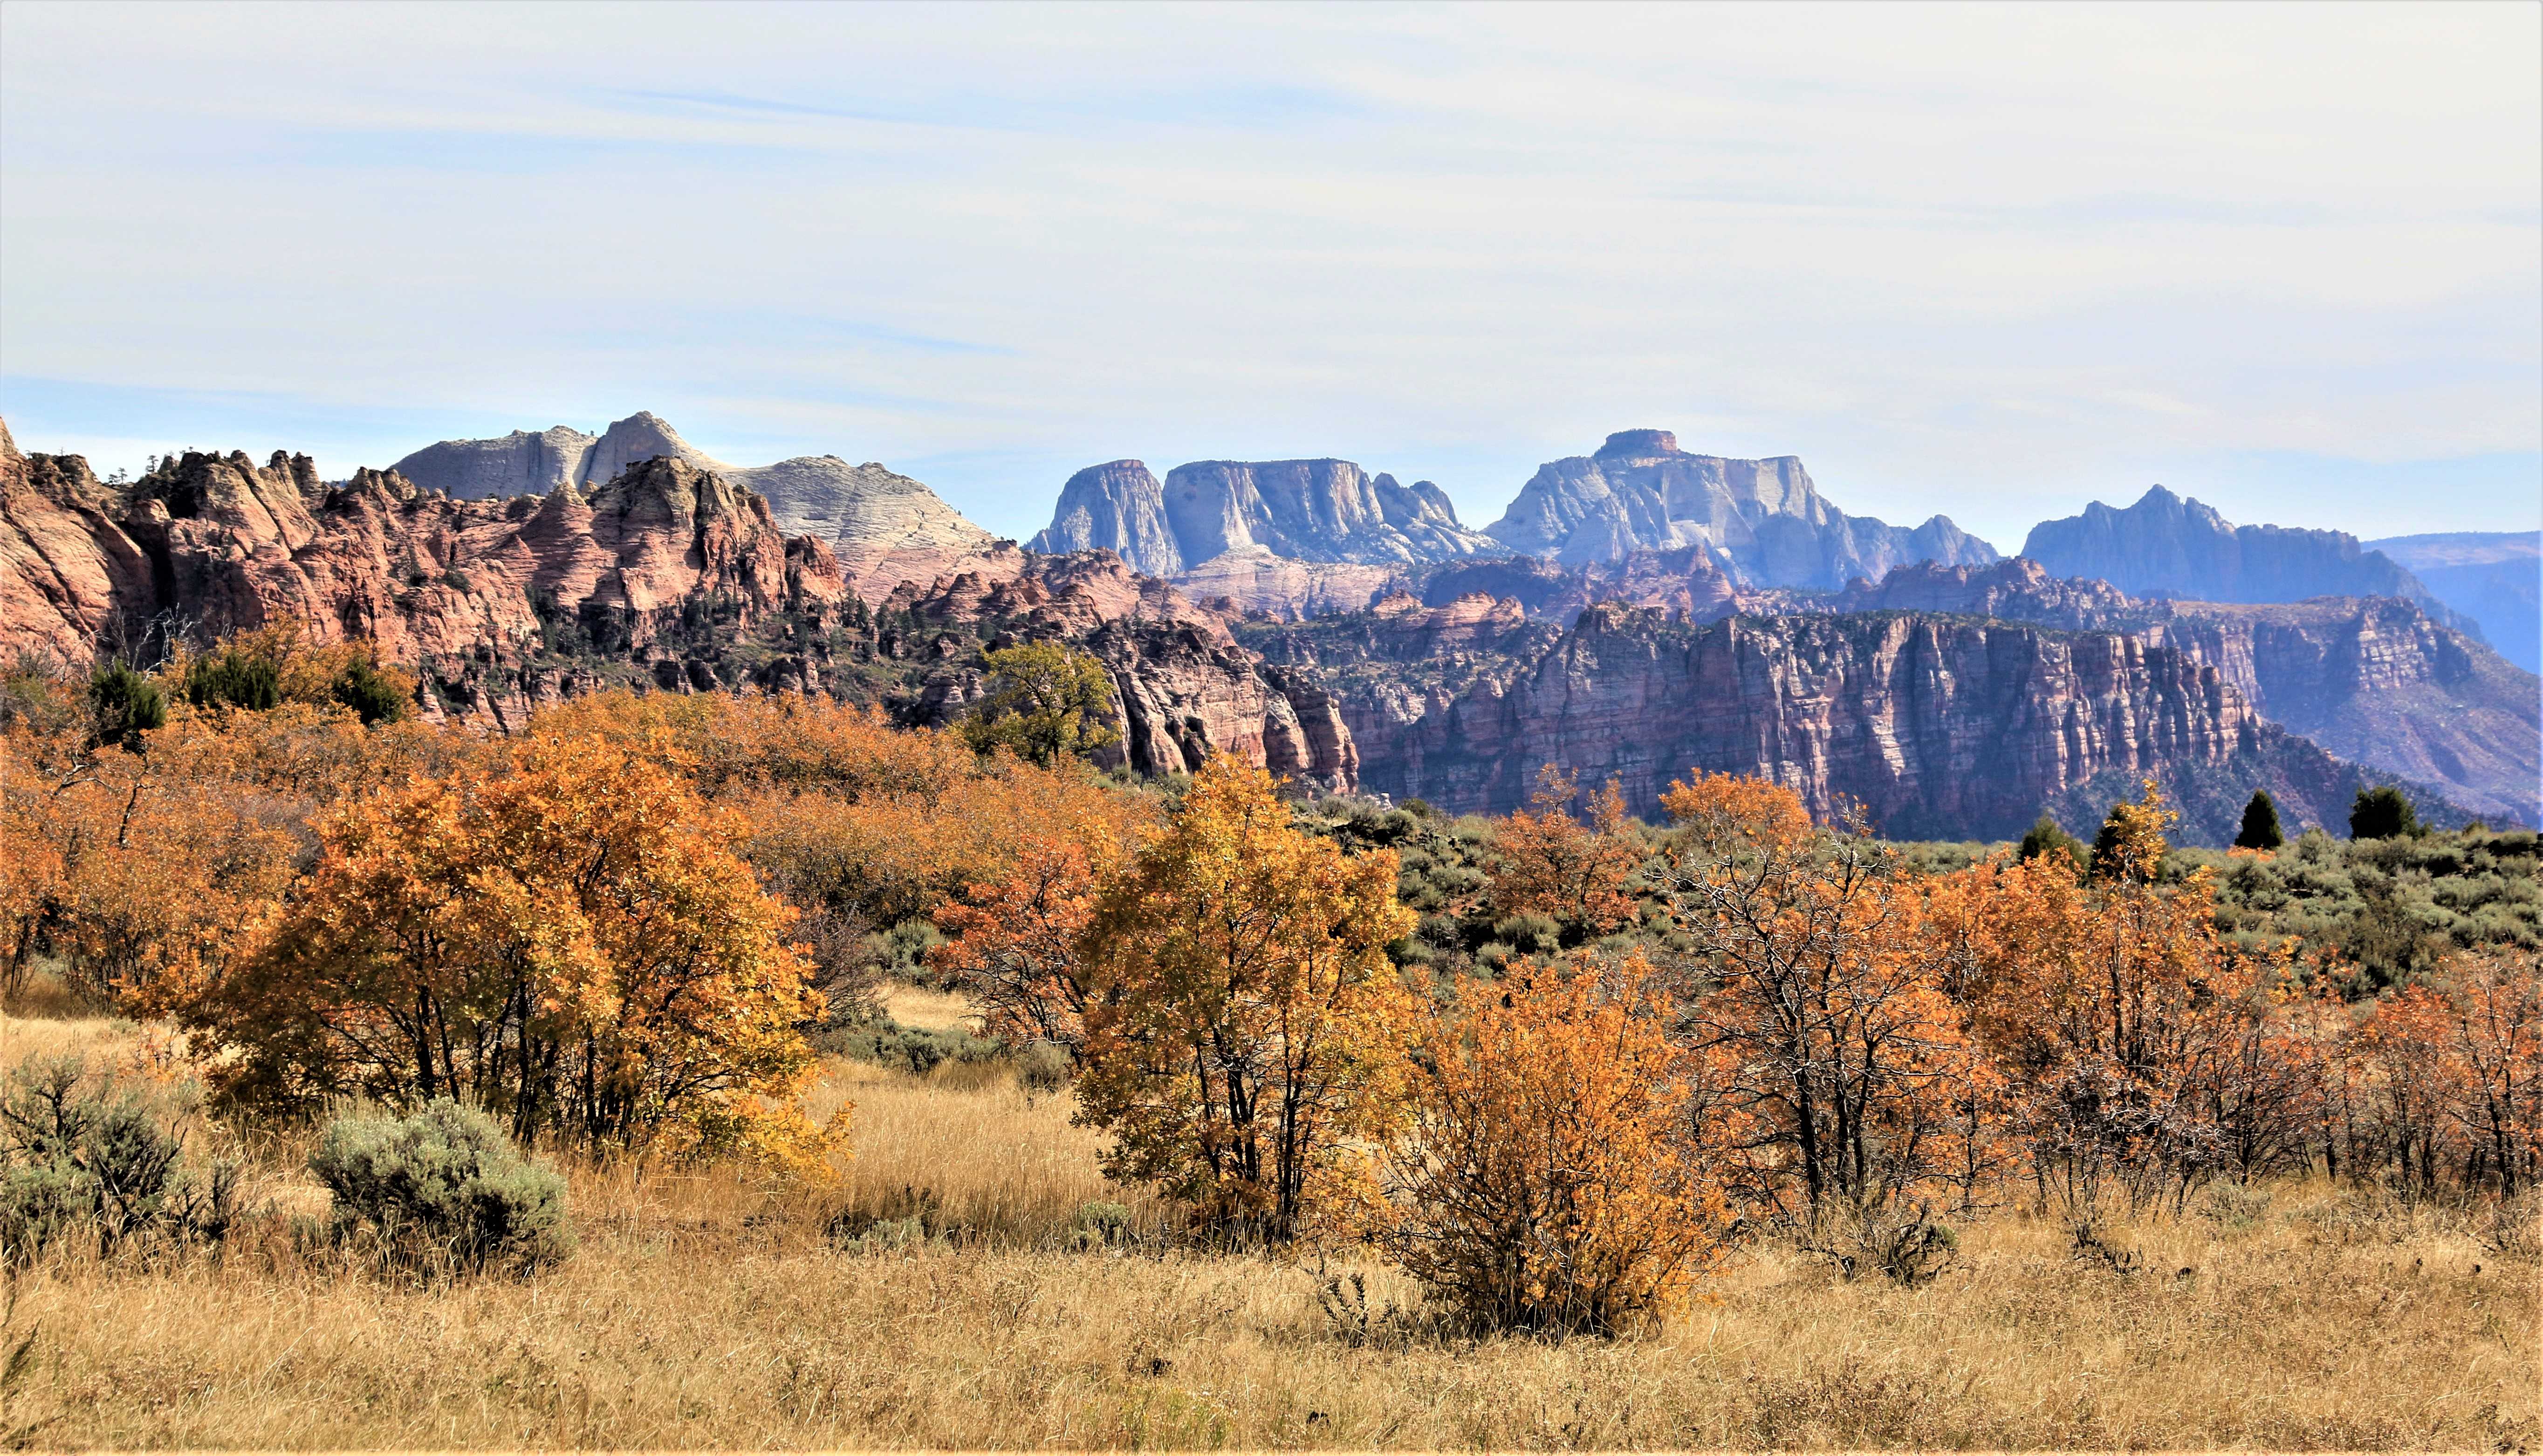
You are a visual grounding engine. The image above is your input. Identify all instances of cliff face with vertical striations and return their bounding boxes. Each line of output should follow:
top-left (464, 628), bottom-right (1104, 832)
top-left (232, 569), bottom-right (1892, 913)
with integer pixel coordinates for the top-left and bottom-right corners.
top-left (1241, 596), bottom-right (2470, 843)
top-left (1032, 455), bottom-right (1506, 576)
top-left (2368, 531), bottom-right (2541, 675)
top-left (1768, 559), bottom-right (2539, 827)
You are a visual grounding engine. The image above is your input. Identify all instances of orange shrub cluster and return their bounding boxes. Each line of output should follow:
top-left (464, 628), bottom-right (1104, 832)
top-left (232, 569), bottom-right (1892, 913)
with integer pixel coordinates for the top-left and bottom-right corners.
top-left (1664, 775), bottom-right (2543, 1223)
top-left (1484, 764), bottom-right (1645, 943)
top-left (1379, 951), bottom-right (1733, 1334)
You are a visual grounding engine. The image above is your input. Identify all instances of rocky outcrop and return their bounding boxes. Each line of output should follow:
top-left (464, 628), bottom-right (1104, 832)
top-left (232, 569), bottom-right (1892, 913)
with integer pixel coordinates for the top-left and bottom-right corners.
top-left (2369, 531), bottom-right (2540, 674)
top-left (1032, 455), bottom-right (1504, 576)
top-left (0, 429), bottom-right (856, 729)
top-left (390, 412), bottom-right (993, 601)
top-left (1, 413), bottom-right (1357, 786)
top-left (1242, 597), bottom-right (2473, 843)
top-left (1030, 461), bottom-right (1185, 575)
top-left (1754, 558), bottom-right (2539, 826)
top-left (1171, 549), bottom-right (1403, 621)
top-left (2135, 600), bottom-right (2538, 828)
top-left (877, 549), bottom-right (1357, 790)
top-left (2022, 486), bottom-right (2472, 627)
top-left (0, 418), bottom-right (160, 663)
top-left (1483, 430), bottom-right (1999, 587)
top-left (389, 424), bottom-right (601, 499)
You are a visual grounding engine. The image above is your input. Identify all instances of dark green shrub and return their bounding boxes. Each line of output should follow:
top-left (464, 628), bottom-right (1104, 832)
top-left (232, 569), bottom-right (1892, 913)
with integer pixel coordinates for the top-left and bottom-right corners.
top-left (1490, 915), bottom-right (1561, 955)
top-left (2233, 790), bottom-right (2284, 850)
top-left (86, 660), bottom-right (165, 752)
top-left (2350, 786), bottom-right (2421, 841)
top-left (818, 1017), bottom-right (1000, 1076)
top-left (1015, 1041), bottom-right (1071, 1095)
top-left (1068, 1199), bottom-right (1134, 1251)
top-left (183, 647), bottom-right (281, 712)
top-left (330, 658), bottom-right (411, 725)
top-left (308, 1099), bottom-right (572, 1275)
top-left (2017, 814), bottom-right (2087, 875)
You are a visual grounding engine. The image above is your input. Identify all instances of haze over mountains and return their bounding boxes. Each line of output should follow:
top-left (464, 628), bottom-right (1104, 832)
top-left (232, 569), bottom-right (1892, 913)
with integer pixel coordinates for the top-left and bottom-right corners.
top-left (5, 406), bottom-right (2534, 843)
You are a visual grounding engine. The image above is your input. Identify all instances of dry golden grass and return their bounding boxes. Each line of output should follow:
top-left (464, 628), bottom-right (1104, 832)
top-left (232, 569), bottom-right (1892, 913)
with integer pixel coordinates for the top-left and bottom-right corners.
top-left (0, 1006), bottom-right (139, 1065)
top-left (877, 982), bottom-right (985, 1034)
top-left (4, 1012), bottom-right (2536, 1451)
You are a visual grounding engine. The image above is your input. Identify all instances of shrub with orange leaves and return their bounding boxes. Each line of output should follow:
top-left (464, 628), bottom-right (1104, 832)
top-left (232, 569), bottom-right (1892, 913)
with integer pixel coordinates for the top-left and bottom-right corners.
top-left (1, 705), bottom-right (302, 1008)
top-left (1485, 764), bottom-right (1643, 943)
top-left (1666, 802), bottom-right (1994, 1224)
top-left (1074, 753), bottom-right (1417, 1244)
top-left (191, 737), bottom-right (839, 1171)
top-left (2331, 948), bottom-right (2543, 1195)
top-left (930, 832), bottom-right (1115, 1058)
top-left (2435, 947), bottom-right (2543, 1193)
top-left (1377, 950), bottom-right (1732, 1335)
top-left (1659, 769), bottom-right (1815, 854)
top-left (1930, 784), bottom-right (2311, 1213)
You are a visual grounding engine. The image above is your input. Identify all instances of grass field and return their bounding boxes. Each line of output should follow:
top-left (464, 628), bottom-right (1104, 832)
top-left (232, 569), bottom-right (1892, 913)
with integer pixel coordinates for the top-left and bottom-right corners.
top-left (2, 1005), bottom-right (2535, 1451)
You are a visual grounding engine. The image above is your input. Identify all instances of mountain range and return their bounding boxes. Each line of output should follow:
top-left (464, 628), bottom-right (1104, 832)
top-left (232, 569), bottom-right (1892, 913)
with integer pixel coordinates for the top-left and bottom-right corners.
top-left (393, 412), bottom-right (994, 596)
top-left (4, 408), bottom-right (2533, 842)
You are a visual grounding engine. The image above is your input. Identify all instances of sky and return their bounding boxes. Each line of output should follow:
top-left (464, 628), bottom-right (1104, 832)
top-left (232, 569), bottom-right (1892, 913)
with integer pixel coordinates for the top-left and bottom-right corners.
top-left (2, 0), bottom-right (2537, 551)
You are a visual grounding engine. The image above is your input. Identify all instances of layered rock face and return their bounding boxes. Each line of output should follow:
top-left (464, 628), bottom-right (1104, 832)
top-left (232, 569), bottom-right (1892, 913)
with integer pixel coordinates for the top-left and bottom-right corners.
top-left (2136, 600), bottom-right (2539, 827)
top-left (1032, 455), bottom-right (1503, 574)
top-left (391, 412), bottom-right (993, 601)
top-left (1, 430), bottom-right (851, 728)
top-left (1243, 598), bottom-right (2454, 843)
top-left (1483, 430), bottom-right (2000, 587)
top-left (2369, 531), bottom-right (2540, 674)
top-left (1780, 559), bottom-right (2540, 825)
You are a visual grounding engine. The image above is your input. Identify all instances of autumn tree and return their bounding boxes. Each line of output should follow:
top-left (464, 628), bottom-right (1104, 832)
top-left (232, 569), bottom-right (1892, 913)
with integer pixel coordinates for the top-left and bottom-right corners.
top-left (2437, 948), bottom-right (2543, 1193)
top-left (193, 737), bottom-right (838, 1169)
top-left (1938, 783), bottom-right (2308, 1214)
top-left (2090, 777), bottom-right (2174, 883)
top-left (960, 641), bottom-right (1120, 768)
top-left (1377, 951), bottom-right (1732, 1335)
top-left (932, 830), bottom-right (1120, 1059)
top-left (0, 698), bottom-right (300, 1008)
top-left (1660, 769), bottom-right (1815, 855)
top-left (1664, 782), bottom-right (1990, 1227)
top-left (1073, 752), bottom-right (1417, 1243)
top-left (1486, 764), bottom-right (1643, 943)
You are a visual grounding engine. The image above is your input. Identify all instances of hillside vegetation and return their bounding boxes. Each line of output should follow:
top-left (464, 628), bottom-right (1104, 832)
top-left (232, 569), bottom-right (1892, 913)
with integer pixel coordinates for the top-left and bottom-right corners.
top-left (1, 630), bottom-right (2534, 1449)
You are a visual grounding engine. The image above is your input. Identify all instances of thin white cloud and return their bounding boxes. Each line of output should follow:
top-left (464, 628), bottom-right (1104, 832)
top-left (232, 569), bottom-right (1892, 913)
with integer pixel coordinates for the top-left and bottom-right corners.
top-left (1, 0), bottom-right (2534, 549)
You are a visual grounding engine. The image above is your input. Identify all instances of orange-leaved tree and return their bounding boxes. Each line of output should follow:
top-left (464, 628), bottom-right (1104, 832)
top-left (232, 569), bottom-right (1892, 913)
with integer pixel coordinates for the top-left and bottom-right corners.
top-left (1664, 777), bottom-right (1990, 1226)
top-left (932, 828), bottom-right (1123, 1059)
top-left (1073, 752), bottom-right (1417, 1243)
top-left (1660, 768), bottom-right (1815, 855)
top-left (1378, 950), bottom-right (1731, 1335)
top-left (1935, 782), bottom-right (2307, 1214)
top-left (2434, 947), bottom-right (2543, 1193)
top-left (1486, 764), bottom-right (1643, 943)
top-left (192, 735), bottom-right (839, 1171)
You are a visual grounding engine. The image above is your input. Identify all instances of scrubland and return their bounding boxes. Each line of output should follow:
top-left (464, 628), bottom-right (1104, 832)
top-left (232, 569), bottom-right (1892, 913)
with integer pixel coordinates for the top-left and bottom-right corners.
top-left (5, 1006), bottom-right (2531, 1453)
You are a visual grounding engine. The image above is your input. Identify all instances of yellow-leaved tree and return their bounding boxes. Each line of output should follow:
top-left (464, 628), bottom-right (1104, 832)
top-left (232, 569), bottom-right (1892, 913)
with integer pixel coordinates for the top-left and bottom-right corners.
top-left (191, 735), bottom-right (841, 1173)
top-left (1073, 752), bottom-right (1417, 1244)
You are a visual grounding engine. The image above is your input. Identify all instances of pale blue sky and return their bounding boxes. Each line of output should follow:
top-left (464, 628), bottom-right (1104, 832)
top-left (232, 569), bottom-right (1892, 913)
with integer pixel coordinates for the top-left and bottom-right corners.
top-left (3, 0), bottom-right (2536, 550)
